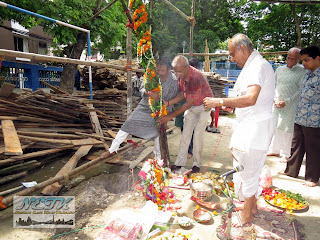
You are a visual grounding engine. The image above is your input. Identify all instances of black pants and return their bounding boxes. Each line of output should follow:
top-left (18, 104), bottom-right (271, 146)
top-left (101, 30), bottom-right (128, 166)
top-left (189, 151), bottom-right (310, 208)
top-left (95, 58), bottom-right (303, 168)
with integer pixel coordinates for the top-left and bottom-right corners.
top-left (285, 123), bottom-right (320, 183)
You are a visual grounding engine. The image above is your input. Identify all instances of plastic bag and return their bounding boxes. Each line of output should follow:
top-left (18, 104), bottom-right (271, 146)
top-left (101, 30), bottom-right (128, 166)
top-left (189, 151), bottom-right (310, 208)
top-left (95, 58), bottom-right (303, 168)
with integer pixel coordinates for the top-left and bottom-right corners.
top-left (259, 165), bottom-right (272, 189)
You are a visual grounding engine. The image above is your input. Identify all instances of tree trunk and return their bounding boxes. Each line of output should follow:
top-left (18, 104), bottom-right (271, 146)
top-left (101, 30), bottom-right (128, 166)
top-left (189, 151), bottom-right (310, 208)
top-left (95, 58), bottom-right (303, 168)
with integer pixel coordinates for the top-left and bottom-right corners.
top-left (158, 124), bottom-right (170, 167)
top-left (59, 31), bottom-right (88, 93)
top-left (290, 4), bottom-right (302, 48)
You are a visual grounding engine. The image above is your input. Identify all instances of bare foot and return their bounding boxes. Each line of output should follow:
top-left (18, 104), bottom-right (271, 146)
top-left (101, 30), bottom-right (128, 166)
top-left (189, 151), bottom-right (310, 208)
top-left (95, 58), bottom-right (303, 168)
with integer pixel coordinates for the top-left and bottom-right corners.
top-left (235, 202), bottom-right (258, 215)
top-left (278, 171), bottom-right (288, 176)
top-left (303, 181), bottom-right (317, 187)
top-left (267, 153), bottom-right (280, 157)
top-left (100, 150), bottom-right (111, 159)
top-left (252, 200), bottom-right (258, 215)
top-left (231, 211), bottom-right (254, 227)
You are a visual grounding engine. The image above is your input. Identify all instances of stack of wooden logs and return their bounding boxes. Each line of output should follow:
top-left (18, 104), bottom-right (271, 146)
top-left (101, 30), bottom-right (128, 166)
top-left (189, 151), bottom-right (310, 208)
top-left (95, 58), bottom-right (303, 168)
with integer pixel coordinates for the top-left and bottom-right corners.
top-left (0, 83), bottom-right (129, 197)
top-left (80, 59), bottom-right (143, 91)
top-left (81, 66), bottom-right (127, 90)
top-left (205, 72), bottom-right (229, 115)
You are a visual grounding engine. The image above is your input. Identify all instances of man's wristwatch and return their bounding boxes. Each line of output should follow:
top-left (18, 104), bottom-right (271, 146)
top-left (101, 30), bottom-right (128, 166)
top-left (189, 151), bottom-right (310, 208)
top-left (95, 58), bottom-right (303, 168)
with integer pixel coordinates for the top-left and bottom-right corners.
top-left (219, 99), bottom-right (224, 107)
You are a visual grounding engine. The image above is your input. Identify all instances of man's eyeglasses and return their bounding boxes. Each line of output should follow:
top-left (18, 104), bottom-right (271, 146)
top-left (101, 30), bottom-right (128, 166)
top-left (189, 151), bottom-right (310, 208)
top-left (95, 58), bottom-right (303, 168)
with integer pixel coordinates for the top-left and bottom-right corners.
top-left (229, 46), bottom-right (240, 58)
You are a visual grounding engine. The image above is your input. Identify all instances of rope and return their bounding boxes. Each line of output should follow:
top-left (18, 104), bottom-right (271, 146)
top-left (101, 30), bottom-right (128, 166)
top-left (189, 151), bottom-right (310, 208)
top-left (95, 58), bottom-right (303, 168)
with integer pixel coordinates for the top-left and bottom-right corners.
top-left (203, 117), bottom-right (230, 174)
top-left (125, 9), bottom-right (134, 29)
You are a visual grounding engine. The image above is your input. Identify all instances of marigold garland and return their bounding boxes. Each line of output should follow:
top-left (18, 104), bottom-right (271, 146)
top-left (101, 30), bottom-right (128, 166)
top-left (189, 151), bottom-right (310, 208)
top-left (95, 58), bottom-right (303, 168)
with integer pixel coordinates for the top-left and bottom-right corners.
top-left (129, 0), bottom-right (167, 122)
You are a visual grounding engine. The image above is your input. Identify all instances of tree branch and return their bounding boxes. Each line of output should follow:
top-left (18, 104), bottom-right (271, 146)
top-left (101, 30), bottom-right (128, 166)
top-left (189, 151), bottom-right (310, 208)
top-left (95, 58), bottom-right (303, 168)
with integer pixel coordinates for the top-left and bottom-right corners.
top-left (90, 0), bottom-right (119, 22)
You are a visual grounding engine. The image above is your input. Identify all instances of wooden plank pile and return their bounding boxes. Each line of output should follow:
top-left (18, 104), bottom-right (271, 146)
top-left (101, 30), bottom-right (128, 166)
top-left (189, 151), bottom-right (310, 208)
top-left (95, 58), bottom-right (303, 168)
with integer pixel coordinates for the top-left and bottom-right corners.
top-left (81, 66), bottom-right (127, 90)
top-left (80, 59), bottom-right (141, 91)
top-left (0, 83), bottom-right (131, 196)
top-left (205, 72), bottom-right (229, 115)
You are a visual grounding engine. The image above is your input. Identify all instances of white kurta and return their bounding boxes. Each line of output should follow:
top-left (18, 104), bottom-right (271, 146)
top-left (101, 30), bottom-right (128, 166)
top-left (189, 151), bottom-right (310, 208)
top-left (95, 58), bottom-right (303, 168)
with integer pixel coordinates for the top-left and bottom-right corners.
top-left (268, 64), bottom-right (306, 157)
top-left (230, 50), bottom-right (275, 200)
top-left (274, 64), bottom-right (306, 133)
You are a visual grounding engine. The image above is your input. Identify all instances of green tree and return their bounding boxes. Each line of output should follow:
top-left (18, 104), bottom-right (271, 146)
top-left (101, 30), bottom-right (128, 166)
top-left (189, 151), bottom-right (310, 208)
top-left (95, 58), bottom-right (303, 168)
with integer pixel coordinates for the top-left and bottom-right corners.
top-left (0, 0), bottom-right (127, 93)
top-left (149, 0), bottom-right (243, 59)
top-left (231, 0), bottom-right (320, 51)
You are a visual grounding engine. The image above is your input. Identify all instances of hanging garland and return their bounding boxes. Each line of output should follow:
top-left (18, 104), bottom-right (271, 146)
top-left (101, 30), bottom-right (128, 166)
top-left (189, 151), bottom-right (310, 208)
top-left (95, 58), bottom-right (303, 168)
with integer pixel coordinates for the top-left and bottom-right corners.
top-left (129, 0), bottom-right (167, 122)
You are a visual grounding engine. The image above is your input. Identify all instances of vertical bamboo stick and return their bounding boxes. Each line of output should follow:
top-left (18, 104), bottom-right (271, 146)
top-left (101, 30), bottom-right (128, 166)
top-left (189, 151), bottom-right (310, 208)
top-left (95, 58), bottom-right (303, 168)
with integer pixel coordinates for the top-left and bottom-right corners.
top-left (190, 0), bottom-right (195, 53)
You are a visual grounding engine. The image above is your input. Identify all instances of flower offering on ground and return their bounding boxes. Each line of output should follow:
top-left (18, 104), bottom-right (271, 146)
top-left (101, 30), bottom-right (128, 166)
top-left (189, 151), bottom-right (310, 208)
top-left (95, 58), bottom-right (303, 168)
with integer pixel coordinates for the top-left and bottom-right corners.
top-left (262, 188), bottom-right (307, 212)
top-left (138, 158), bottom-right (175, 207)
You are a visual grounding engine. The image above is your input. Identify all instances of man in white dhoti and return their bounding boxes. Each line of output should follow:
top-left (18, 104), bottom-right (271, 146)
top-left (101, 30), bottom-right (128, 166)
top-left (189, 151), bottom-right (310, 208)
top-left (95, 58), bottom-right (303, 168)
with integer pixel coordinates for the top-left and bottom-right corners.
top-left (267, 48), bottom-right (306, 162)
top-left (204, 33), bottom-right (275, 226)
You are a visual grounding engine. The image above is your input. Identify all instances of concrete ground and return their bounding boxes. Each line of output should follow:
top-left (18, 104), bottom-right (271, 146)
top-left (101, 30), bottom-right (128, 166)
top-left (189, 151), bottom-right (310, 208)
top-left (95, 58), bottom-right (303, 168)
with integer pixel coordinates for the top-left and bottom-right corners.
top-left (166, 115), bottom-right (320, 240)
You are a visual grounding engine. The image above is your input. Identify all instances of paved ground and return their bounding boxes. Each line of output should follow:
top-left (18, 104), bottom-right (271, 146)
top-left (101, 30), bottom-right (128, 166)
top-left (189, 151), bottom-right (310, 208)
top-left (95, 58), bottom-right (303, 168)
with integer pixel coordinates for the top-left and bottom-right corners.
top-left (175, 115), bottom-right (320, 240)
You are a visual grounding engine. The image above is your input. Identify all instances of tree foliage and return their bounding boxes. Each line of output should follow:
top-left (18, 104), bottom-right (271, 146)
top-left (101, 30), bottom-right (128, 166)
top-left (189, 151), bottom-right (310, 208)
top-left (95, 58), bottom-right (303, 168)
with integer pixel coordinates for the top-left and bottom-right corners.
top-left (231, 0), bottom-right (320, 51)
top-left (149, 0), bottom-right (243, 59)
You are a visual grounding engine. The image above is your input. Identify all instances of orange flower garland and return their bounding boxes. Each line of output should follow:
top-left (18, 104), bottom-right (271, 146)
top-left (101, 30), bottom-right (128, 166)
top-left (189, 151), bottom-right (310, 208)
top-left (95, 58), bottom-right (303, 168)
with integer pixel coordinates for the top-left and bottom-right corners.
top-left (133, 3), bottom-right (148, 33)
top-left (130, 0), bottom-right (167, 121)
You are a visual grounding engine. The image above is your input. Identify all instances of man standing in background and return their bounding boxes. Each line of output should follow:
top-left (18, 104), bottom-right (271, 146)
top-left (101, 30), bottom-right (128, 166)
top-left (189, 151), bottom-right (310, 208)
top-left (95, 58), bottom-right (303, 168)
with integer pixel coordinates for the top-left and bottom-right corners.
top-left (279, 45), bottom-right (320, 187)
top-left (268, 47), bottom-right (306, 163)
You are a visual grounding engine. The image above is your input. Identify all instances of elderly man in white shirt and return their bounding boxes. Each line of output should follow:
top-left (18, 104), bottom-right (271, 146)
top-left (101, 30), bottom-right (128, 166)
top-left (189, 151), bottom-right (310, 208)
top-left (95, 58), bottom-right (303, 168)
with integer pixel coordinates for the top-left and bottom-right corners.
top-left (204, 33), bottom-right (275, 226)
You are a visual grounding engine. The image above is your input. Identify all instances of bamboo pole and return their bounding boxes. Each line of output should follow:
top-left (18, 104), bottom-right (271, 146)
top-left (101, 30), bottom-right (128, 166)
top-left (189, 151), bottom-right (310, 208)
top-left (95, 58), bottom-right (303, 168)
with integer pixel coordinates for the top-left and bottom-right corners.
top-left (0, 171), bottom-right (27, 185)
top-left (255, 0), bottom-right (320, 4)
top-left (0, 49), bottom-right (144, 73)
top-left (190, 0), bottom-right (195, 52)
top-left (179, 51), bottom-right (288, 57)
top-left (124, 0), bottom-right (133, 115)
top-left (159, 0), bottom-right (190, 22)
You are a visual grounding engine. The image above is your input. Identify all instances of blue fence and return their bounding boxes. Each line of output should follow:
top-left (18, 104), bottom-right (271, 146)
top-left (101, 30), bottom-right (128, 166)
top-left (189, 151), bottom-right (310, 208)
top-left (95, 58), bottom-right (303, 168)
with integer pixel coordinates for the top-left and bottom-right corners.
top-left (0, 60), bottom-right (62, 90)
top-left (200, 61), bottom-right (285, 81)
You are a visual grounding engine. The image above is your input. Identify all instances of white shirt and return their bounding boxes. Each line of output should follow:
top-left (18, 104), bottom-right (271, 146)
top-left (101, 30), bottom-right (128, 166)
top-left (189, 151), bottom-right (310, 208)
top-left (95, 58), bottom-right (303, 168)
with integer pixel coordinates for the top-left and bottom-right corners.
top-left (230, 50), bottom-right (275, 151)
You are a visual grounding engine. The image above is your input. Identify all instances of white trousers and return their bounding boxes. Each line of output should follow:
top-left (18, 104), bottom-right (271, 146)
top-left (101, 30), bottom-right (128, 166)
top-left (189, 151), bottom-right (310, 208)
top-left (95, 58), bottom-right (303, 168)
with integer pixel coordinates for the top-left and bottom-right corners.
top-left (109, 130), bottom-right (161, 158)
top-left (175, 105), bottom-right (210, 167)
top-left (232, 148), bottom-right (266, 201)
top-left (268, 128), bottom-right (293, 158)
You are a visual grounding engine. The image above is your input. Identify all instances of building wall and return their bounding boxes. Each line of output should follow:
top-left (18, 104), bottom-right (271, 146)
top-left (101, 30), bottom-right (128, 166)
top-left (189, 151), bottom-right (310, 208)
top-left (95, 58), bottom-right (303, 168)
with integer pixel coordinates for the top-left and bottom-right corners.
top-left (0, 21), bottom-right (15, 51)
top-left (0, 20), bottom-right (53, 62)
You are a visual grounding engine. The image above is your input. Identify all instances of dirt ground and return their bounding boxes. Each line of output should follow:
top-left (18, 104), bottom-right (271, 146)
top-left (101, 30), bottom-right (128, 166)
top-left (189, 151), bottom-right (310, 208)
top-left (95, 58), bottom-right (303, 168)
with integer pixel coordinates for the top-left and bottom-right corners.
top-left (0, 116), bottom-right (320, 240)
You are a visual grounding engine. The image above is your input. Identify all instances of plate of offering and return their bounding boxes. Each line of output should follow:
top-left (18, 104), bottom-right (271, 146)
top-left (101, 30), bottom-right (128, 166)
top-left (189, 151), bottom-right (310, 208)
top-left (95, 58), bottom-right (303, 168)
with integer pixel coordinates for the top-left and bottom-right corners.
top-left (193, 209), bottom-right (213, 223)
top-left (262, 188), bottom-right (308, 211)
top-left (178, 216), bottom-right (193, 228)
top-left (171, 175), bottom-right (189, 186)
